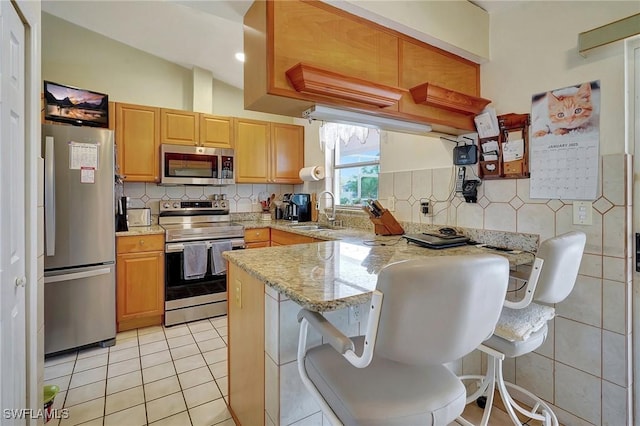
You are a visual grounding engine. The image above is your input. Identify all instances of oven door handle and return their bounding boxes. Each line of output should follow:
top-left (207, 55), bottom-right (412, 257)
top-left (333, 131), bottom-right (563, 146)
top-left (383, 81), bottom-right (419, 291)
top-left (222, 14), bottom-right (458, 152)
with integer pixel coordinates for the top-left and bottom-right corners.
top-left (165, 238), bottom-right (245, 253)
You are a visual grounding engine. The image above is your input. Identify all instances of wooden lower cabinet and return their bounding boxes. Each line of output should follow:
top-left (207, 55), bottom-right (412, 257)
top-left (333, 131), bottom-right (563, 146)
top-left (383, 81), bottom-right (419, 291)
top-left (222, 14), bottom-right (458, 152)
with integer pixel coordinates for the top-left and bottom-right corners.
top-left (116, 234), bottom-right (165, 331)
top-left (228, 263), bottom-right (265, 426)
top-left (270, 229), bottom-right (315, 245)
top-left (244, 227), bottom-right (270, 249)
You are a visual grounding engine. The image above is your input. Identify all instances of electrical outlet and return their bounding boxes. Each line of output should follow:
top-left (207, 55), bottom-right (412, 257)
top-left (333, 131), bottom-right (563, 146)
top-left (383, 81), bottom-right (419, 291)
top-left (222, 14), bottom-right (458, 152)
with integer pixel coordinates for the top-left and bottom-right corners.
top-left (348, 305), bottom-right (361, 324)
top-left (387, 196), bottom-right (395, 211)
top-left (573, 201), bottom-right (593, 225)
top-left (234, 280), bottom-right (242, 308)
top-left (420, 201), bottom-right (430, 215)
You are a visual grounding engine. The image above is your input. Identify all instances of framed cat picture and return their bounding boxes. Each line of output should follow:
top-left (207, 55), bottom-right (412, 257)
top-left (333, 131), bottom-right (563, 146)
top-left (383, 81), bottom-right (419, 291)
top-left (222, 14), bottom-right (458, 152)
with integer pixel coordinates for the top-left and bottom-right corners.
top-left (529, 80), bottom-right (600, 200)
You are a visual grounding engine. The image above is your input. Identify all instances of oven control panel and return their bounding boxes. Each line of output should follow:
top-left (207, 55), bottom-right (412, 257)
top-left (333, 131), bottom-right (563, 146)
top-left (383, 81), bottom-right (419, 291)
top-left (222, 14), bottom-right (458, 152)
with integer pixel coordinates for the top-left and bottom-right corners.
top-left (160, 199), bottom-right (229, 212)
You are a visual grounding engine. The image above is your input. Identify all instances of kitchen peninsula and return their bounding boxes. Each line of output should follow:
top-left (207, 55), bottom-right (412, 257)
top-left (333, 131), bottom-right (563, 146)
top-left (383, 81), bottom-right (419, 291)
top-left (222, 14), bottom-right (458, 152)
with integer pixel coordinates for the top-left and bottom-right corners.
top-left (223, 226), bottom-right (535, 426)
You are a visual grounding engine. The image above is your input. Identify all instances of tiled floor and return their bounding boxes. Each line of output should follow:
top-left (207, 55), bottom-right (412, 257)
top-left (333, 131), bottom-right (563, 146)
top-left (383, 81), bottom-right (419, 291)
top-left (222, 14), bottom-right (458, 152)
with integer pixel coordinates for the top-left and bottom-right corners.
top-left (44, 316), bottom-right (233, 426)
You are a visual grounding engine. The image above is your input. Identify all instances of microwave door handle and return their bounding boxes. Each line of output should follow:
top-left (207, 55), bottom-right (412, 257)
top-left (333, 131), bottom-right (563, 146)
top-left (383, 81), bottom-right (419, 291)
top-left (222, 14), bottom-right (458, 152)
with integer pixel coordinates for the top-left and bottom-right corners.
top-left (45, 136), bottom-right (56, 256)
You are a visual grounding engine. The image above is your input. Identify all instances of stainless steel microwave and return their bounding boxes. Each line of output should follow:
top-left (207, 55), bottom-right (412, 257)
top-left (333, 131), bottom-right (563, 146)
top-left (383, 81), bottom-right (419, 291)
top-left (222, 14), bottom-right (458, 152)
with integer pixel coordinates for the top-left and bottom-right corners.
top-left (161, 144), bottom-right (235, 185)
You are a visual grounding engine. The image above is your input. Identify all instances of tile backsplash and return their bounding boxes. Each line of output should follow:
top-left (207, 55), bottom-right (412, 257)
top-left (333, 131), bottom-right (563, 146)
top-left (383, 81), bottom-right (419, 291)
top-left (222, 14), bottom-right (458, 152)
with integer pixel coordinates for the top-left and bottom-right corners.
top-left (122, 182), bottom-right (296, 215)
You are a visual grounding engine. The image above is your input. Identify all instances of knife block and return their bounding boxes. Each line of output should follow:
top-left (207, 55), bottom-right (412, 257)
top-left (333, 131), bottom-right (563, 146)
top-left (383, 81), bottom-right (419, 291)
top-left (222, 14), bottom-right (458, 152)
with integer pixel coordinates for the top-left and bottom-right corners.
top-left (363, 207), bottom-right (404, 236)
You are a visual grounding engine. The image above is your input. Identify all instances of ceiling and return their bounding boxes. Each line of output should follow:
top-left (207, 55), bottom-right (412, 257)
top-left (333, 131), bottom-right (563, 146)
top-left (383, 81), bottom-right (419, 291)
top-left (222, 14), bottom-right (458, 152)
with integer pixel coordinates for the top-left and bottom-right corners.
top-left (42, 1), bottom-right (516, 90)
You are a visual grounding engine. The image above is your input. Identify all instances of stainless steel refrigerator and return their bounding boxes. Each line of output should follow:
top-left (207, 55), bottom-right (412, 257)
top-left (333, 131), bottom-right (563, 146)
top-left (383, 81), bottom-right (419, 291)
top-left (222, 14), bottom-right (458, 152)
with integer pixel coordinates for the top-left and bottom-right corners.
top-left (43, 124), bottom-right (116, 355)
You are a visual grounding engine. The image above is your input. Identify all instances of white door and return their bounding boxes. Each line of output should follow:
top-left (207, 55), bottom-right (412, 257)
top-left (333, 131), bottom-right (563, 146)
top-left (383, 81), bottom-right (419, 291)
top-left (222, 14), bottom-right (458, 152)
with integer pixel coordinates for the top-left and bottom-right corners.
top-left (0, 0), bottom-right (26, 421)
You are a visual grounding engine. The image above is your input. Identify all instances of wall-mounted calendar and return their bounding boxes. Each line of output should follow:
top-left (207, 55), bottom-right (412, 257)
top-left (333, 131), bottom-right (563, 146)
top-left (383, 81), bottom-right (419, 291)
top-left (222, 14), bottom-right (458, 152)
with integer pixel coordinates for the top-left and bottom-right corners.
top-left (529, 80), bottom-right (600, 200)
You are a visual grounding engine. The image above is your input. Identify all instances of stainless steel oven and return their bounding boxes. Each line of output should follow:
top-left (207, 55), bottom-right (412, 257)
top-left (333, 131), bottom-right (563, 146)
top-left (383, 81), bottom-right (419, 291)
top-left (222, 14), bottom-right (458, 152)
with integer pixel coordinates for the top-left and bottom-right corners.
top-left (159, 199), bottom-right (244, 326)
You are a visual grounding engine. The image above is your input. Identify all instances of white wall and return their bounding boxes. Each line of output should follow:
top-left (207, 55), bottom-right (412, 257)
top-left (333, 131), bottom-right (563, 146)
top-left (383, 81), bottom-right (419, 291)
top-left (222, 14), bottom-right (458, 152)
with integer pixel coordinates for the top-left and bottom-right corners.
top-left (481, 1), bottom-right (640, 156)
top-left (42, 12), bottom-right (193, 110)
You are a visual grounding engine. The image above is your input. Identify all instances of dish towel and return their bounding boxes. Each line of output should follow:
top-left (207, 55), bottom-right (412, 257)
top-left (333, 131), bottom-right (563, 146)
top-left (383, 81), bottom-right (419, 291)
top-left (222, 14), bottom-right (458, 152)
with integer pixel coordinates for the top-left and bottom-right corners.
top-left (493, 302), bottom-right (556, 342)
top-left (183, 243), bottom-right (208, 280)
top-left (211, 241), bottom-right (232, 275)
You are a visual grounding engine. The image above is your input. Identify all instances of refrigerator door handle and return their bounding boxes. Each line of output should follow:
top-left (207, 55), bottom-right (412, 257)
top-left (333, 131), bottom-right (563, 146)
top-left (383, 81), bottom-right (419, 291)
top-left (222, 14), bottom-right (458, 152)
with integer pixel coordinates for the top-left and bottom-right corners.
top-left (44, 267), bottom-right (112, 284)
top-left (45, 136), bottom-right (56, 256)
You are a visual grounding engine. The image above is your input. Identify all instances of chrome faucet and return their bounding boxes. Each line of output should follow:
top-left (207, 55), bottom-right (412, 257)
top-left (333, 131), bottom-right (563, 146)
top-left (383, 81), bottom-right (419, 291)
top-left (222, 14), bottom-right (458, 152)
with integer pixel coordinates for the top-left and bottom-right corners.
top-left (317, 190), bottom-right (336, 225)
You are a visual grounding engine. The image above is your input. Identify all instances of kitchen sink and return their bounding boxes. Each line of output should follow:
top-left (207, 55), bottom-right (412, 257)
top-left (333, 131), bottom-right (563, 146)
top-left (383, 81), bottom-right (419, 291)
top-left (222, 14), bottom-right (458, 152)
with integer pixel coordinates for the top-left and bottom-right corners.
top-left (286, 224), bottom-right (331, 231)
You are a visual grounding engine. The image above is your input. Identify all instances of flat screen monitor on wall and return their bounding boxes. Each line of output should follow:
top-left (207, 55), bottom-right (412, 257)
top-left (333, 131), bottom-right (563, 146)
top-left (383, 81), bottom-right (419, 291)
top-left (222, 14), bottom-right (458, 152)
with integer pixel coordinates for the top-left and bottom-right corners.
top-left (43, 80), bottom-right (109, 128)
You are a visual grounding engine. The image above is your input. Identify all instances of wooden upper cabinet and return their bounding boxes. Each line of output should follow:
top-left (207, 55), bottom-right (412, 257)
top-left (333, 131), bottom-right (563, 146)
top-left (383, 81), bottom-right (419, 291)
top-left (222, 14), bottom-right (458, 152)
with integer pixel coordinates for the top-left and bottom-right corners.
top-left (235, 118), bottom-right (270, 183)
top-left (200, 114), bottom-right (234, 148)
top-left (115, 103), bottom-right (160, 182)
top-left (244, 0), bottom-right (485, 134)
top-left (161, 108), bottom-right (199, 146)
top-left (271, 123), bottom-right (304, 183)
top-left (235, 118), bottom-right (304, 184)
top-left (398, 40), bottom-right (480, 131)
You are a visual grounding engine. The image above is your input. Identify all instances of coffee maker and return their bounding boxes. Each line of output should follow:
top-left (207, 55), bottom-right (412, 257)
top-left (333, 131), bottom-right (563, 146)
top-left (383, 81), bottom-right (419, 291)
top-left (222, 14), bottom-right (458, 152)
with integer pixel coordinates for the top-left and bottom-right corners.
top-left (283, 193), bottom-right (312, 222)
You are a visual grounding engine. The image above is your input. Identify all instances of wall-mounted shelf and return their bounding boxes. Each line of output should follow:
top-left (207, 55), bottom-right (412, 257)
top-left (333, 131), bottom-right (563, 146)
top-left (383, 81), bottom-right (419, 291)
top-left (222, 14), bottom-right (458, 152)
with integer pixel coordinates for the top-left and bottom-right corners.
top-left (409, 82), bottom-right (491, 115)
top-left (285, 63), bottom-right (405, 108)
top-left (478, 113), bottom-right (530, 180)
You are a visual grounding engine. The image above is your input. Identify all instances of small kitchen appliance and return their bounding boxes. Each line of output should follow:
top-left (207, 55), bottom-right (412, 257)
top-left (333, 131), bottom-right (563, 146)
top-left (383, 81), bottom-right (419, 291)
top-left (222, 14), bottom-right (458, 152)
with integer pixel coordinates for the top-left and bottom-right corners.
top-left (283, 193), bottom-right (312, 222)
top-left (160, 144), bottom-right (235, 186)
top-left (159, 199), bottom-right (244, 326)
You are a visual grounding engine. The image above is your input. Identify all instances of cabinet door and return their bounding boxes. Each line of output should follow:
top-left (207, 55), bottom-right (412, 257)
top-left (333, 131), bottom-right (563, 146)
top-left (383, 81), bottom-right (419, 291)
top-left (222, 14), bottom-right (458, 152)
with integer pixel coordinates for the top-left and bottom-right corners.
top-left (161, 108), bottom-right (199, 146)
top-left (116, 103), bottom-right (160, 182)
top-left (270, 229), bottom-right (314, 245)
top-left (270, 123), bottom-right (304, 183)
top-left (235, 119), bottom-right (270, 183)
top-left (200, 114), bottom-right (233, 148)
top-left (116, 251), bottom-right (164, 323)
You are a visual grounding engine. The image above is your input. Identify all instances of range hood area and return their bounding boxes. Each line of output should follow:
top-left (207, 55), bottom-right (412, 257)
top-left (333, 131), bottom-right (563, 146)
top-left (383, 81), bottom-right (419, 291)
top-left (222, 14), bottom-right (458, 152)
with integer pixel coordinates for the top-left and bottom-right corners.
top-left (243, 0), bottom-right (491, 136)
top-left (302, 105), bottom-right (433, 135)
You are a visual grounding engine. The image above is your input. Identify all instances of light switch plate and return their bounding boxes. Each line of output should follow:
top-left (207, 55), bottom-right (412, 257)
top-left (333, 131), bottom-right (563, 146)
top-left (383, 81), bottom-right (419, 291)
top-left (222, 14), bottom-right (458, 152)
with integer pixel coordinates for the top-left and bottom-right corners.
top-left (573, 201), bottom-right (593, 225)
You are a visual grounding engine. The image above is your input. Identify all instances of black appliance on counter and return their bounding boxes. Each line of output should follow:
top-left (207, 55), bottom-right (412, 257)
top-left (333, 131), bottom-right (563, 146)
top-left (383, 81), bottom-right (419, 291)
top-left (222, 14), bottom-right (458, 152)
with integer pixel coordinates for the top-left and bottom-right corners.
top-left (283, 193), bottom-right (312, 222)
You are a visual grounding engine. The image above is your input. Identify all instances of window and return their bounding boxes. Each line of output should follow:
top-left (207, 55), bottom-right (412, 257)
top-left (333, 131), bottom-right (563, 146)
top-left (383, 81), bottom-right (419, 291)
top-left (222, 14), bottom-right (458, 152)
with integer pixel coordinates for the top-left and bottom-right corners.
top-left (332, 128), bottom-right (380, 207)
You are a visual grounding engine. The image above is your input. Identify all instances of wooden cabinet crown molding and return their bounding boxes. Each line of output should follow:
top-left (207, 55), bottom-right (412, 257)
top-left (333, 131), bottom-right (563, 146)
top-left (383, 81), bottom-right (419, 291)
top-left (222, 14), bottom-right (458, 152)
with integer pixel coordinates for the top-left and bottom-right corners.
top-left (409, 83), bottom-right (491, 115)
top-left (285, 63), bottom-right (405, 108)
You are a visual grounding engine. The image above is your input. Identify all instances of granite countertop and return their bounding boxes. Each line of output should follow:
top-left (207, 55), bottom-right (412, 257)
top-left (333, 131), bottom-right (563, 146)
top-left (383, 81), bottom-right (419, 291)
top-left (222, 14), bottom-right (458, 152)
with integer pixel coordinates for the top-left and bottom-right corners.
top-left (115, 225), bottom-right (165, 237)
top-left (225, 222), bottom-right (535, 312)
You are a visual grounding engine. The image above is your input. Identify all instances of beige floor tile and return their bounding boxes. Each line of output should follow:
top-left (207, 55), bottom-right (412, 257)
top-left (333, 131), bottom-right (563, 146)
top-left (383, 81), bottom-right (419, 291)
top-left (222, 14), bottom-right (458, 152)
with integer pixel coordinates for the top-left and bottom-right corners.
top-left (45, 374), bottom-right (71, 392)
top-left (209, 361), bottom-right (227, 379)
top-left (107, 358), bottom-right (140, 379)
top-left (164, 325), bottom-right (190, 339)
top-left (197, 337), bottom-right (225, 353)
top-left (146, 392), bottom-right (187, 423)
top-left (108, 346), bottom-right (139, 364)
top-left (64, 380), bottom-right (105, 407)
top-left (168, 334), bottom-right (196, 349)
top-left (170, 343), bottom-right (200, 360)
top-left (221, 336), bottom-right (227, 345)
top-left (69, 366), bottom-right (107, 389)
top-left (202, 348), bottom-right (227, 365)
top-left (215, 326), bottom-right (228, 337)
top-left (178, 366), bottom-right (213, 390)
top-left (52, 390), bottom-right (66, 412)
top-left (188, 398), bottom-right (231, 426)
top-left (106, 370), bottom-right (143, 395)
top-left (174, 354), bottom-right (206, 374)
top-left (105, 385), bottom-right (145, 415)
top-left (104, 403), bottom-right (147, 426)
top-left (45, 361), bottom-right (75, 380)
top-left (215, 419), bottom-right (235, 426)
top-left (140, 340), bottom-right (169, 357)
top-left (59, 397), bottom-right (104, 426)
top-left (143, 361), bottom-right (177, 384)
top-left (215, 377), bottom-right (228, 397)
top-left (45, 352), bottom-right (77, 368)
top-left (144, 375), bottom-right (181, 402)
top-left (137, 325), bottom-right (164, 336)
top-left (138, 331), bottom-right (167, 346)
top-left (141, 350), bottom-right (172, 369)
top-left (74, 354), bottom-right (108, 373)
top-left (75, 419), bottom-right (103, 426)
top-left (192, 329), bottom-right (218, 343)
top-left (76, 346), bottom-right (109, 360)
top-left (210, 317), bottom-right (227, 328)
top-left (149, 410), bottom-right (191, 426)
top-left (115, 329), bottom-right (137, 341)
top-left (188, 320), bottom-right (214, 333)
top-left (182, 382), bottom-right (222, 409)
top-left (110, 336), bottom-right (138, 352)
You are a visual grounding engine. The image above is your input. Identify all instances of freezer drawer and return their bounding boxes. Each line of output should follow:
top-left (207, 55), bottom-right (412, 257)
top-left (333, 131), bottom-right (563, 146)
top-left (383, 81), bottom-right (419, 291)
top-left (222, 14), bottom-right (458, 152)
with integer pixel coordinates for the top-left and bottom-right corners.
top-left (44, 264), bottom-right (116, 355)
